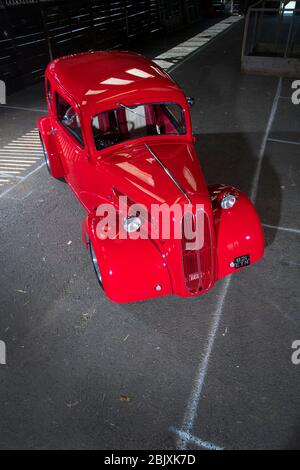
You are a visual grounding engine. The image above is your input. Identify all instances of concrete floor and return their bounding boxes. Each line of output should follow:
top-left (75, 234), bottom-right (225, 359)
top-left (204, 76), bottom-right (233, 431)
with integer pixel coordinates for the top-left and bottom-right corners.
top-left (0, 20), bottom-right (299, 450)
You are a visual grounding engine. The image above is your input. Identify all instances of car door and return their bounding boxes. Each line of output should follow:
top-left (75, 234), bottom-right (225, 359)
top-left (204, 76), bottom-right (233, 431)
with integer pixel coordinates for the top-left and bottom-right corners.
top-left (54, 90), bottom-right (105, 212)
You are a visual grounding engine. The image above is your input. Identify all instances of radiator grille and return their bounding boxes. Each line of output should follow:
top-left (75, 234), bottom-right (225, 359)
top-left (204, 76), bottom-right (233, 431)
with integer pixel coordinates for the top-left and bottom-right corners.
top-left (181, 211), bottom-right (213, 293)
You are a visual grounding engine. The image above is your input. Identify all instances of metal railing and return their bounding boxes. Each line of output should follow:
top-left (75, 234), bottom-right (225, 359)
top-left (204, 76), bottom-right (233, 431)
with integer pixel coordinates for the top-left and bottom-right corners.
top-left (241, 0), bottom-right (300, 75)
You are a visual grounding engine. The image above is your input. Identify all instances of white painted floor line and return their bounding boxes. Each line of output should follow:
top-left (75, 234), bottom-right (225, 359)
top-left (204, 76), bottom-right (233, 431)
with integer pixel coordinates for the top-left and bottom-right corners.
top-left (0, 158), bottom-right (34, 166)
top-left (178, 275), bottom-right (232, 450)
top-left (0, 154), bottom-right (41, 158)
top-left (0, 165), bottom-right (28, 173)
top-left (263, 223), bottom-right (300, 235)
top-left (0, 149), bottom-right (41, 152)
top-left (268, 138), bottom-right (300, 146)
top-left (0, 159), bottom-right (40, 163)
top-left (0, 163), bottom-right (31, 168)
top-left (11, 134), bottom-right (40, 137)
top-left (0, 170), bottom-right (27, 174)
top-left (19, 136), bottom-right (40, 140)
top-left (10, 142), bottom-right (41, 146)
top-left (4, 143), bottom-right (42, 147)
top-left (0, 160), bottom-right (40, 164)
top-left (5, 140), bottom-right (41, 144)
top-left (23, 135), bottom-right (40, 139)
top-left (8, 146), bottom-right (41, 150)
top-left (12, 134), bottom-right (39, 137)
top-left (25, 128), bottom-right (39, 133)
top-left (0, 126), bottom-right (43, 193)
top-left (1, 154), bottom-right (42, 158)
top-left (8, 138), bottom-right (38, 143)
top-left (175, 76), bottom-right (283, 450)
top-left (170, 427), bottom-right (223, 451)
top-left (0, 105), bottom-right (46, 113)
top-left (154, 16), bottom-right (242, 72)
top-left (250, 78), bottom-right (282, 203)
top-left (0, 162), bottom-right (45, 199)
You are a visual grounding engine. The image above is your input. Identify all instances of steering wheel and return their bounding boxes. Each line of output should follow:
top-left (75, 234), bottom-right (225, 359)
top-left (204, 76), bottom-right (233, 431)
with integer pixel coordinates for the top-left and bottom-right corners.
top-left (95, 131), bottom-right (120, 149)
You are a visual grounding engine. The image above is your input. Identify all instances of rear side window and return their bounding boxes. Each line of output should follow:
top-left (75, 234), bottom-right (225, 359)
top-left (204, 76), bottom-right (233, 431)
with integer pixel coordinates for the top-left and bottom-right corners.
top-left (56, 93), bottom-right (83, 146)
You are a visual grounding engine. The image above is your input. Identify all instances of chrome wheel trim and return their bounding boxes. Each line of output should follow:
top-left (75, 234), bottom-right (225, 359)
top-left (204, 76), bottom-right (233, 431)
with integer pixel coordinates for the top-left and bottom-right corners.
top-left (89, 243), bottom-right (103, 287)
top-left (40, 134), bottom-right (50, 173)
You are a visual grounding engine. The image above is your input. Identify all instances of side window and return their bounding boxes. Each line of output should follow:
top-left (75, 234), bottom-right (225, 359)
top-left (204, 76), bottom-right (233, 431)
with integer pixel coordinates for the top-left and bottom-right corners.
top-left (56, 93), bottom-right (83, 146)
top-left (46, 79), bottom-right (52, 108)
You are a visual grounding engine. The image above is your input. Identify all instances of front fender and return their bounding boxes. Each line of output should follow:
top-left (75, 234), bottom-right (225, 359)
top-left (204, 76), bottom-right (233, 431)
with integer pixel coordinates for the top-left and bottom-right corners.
top-left (82, 215), bottom-right (173, 303)
top-left (38, 116), bottom-right (64, 179)
top-left (209, 185), bottom-right (264, 279)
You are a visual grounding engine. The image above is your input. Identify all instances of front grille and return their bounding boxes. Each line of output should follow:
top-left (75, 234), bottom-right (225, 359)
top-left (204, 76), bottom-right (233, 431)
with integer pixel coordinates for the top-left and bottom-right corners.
top-left (181, 211), bottom-right (213, 293)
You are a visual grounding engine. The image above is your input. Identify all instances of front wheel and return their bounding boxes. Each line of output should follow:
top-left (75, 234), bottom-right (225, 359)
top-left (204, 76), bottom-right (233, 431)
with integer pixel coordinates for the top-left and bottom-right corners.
top-left (89, 242), bottom-right (103, 290)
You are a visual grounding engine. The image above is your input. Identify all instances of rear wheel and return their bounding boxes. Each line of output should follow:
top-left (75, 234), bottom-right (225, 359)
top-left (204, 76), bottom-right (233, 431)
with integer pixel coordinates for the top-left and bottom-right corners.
top-left (89, 242), bottom-right (103, 289)
top-left (39, 132), bottom-right (65, 181)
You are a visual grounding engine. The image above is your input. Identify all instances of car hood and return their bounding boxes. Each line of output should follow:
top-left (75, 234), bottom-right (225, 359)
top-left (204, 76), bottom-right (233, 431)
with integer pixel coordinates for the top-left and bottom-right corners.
top-left (101, 139), bottom-right (209, 208)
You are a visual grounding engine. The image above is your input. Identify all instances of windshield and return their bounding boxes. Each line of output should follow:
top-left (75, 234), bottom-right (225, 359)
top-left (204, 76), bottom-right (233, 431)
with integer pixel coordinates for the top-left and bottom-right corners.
top-left (92, 102), bottom-right (186, 150)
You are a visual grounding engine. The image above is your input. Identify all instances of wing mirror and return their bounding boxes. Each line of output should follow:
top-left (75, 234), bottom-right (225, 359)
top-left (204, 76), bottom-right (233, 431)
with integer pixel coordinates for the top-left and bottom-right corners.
top-left (187, 96), bottom-right (195, 107)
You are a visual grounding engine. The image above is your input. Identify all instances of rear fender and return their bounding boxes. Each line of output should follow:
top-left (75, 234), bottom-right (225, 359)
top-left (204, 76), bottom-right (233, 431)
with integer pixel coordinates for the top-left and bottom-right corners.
top-left (82, 215), bottom-right (173, 303)
top-left (38, 116), bottom-right (64, 179)
top-left (209, 185), bottom-right (264, 279)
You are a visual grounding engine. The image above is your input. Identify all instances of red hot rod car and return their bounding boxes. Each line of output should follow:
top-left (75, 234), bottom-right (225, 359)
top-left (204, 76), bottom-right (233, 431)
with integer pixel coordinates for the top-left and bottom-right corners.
top-left (38, 51), bottom-right (264, 303)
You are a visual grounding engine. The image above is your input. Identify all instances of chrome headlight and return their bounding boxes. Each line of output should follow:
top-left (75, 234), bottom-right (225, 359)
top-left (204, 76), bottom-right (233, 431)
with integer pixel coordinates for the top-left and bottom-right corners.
top-left (220, 193), bottom-right (236, 209)
top-left (123, 216), bottom-right (142, 233)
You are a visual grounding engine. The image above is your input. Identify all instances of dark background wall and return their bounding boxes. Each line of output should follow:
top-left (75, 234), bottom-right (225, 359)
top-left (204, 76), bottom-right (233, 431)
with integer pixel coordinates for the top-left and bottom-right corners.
top-left (0, 0), bottom-right (230, 93)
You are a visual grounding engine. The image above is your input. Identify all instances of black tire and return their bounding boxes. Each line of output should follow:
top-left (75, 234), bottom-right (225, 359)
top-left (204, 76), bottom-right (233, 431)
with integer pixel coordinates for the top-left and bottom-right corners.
top-left (39, 132), bottom-right (51, 174)
top-left (89, 242), bottom-right (103, 290)
top-left (39, 132), bottom-right (65, 182)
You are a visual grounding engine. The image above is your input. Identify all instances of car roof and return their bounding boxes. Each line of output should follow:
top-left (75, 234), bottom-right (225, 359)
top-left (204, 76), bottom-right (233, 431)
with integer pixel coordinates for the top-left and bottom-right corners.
top-left (47, 51), bottom-right (184, 114)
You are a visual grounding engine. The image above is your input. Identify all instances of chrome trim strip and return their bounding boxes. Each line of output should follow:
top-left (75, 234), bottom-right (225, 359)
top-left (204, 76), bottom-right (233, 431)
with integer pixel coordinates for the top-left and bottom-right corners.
top-left (145, 144), bottom-right (192, 204)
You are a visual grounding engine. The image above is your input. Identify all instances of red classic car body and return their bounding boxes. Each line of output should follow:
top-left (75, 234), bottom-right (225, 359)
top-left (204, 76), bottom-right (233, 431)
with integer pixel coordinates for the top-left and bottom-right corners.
top-left (38, 51), bottom-right (264, 303)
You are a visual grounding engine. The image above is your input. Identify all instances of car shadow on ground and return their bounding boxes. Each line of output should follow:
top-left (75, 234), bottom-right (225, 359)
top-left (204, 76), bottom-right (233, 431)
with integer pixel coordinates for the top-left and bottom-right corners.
top-left (194, 132), bottom-right (282, 248)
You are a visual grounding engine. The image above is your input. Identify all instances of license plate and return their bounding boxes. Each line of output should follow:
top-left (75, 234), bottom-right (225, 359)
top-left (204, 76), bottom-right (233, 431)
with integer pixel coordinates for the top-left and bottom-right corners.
top-left (234, 254), bottom-right (250, 269)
